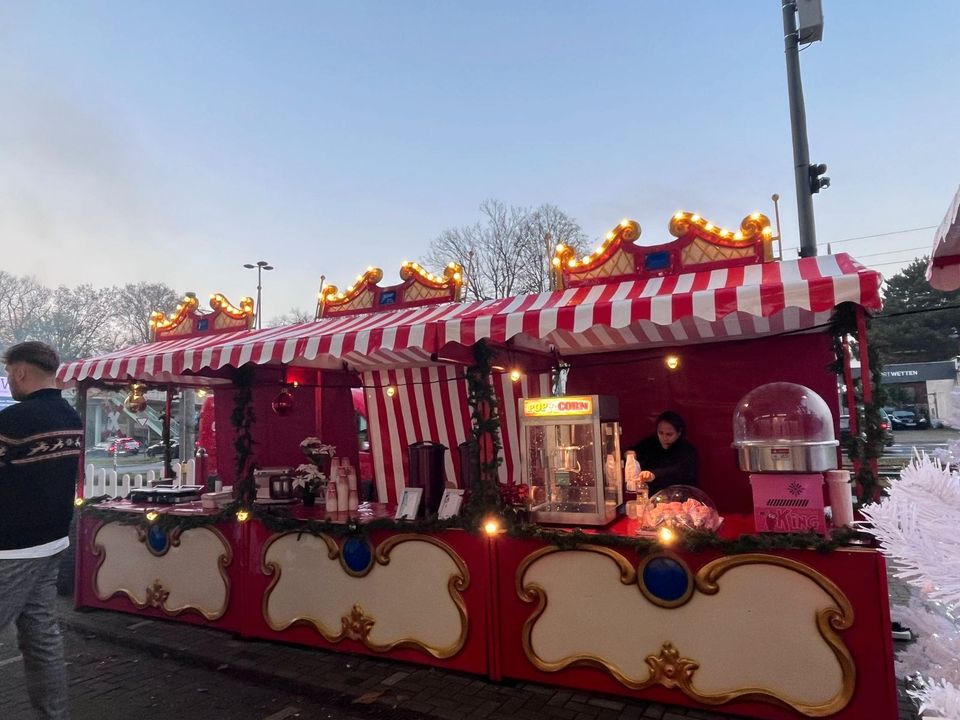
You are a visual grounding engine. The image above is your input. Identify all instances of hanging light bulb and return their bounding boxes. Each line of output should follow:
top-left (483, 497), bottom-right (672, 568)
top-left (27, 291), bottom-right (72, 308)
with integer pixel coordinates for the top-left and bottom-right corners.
top-left (386, 386), bottom-right (397, 398)
top-left (665, 354), bottom-right (681, 370)
top-left (272, 387), bottom-right (296, 416)
top-left (509, 369), bottom-right (522, 383)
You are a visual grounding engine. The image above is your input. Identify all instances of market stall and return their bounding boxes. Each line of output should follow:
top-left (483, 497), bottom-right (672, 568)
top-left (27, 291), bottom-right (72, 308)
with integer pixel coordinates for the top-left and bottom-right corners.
top-left (62, 209), bottom-right (896, 719)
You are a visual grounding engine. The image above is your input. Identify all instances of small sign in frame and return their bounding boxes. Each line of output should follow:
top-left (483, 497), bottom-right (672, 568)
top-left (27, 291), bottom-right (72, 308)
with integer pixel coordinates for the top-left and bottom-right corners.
top-left (437, 488), bottom-right (465, 520)
top-left (395, 487), bottom-right (423, 520)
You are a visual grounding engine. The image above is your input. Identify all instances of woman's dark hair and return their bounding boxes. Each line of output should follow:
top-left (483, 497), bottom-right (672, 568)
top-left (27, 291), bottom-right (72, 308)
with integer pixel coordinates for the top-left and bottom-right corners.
top-left (656, 410), bottom-right (686, 438)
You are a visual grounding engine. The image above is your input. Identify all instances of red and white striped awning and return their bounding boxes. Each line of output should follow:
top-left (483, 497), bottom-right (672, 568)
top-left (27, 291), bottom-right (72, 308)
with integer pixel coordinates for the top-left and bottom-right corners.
top-left (57, 303), bottom-right (476, 384)
top-left (58, 252), bottom-right (881, 384)
top-left (928, 184), bottom-right (960, 291)
top-left (440, 253), bottom-right (882, 353)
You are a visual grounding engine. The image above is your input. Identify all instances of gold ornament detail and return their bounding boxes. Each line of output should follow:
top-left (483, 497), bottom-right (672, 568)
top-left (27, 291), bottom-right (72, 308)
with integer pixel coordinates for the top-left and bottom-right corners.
top-left (669, 211), bottom-right (773, 243)
top-left (209, 293), bottom-right (255, 320)
top-left (645, 643), bottom-right (699, 689)
top-left (149, 294), bottom-right (200, 333)
top-left (321, 266), bottom-right (384, 306)
top-left (144, 579), bottom-right (170, 609)
top-left (341, 604), bottom-right (376, 642)
top-left (555, 219), bottom-right (641, 273)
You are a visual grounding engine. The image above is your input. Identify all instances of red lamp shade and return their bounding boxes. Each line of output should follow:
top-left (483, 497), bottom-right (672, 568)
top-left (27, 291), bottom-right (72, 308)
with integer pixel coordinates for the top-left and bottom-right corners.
top-left (272, 387), bottom-right (296, 416)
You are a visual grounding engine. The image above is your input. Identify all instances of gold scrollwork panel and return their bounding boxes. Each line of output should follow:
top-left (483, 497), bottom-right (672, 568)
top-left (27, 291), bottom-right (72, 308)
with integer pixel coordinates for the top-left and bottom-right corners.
top-left (261, 533), bottom-right (469, 659)
top-left (517, 547), bottom-right (854, 717)
top-left (92, 522), bottom-right (232, 620)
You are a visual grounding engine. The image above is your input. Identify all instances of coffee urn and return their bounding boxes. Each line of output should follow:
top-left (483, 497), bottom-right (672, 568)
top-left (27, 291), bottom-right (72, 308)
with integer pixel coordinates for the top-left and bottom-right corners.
top-left (407, 441), bottom-right (448, 515)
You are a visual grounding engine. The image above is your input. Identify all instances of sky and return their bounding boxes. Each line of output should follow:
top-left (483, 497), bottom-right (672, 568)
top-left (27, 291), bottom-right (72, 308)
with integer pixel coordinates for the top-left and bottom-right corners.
top-left (1, 1), bottom-right (958, 320)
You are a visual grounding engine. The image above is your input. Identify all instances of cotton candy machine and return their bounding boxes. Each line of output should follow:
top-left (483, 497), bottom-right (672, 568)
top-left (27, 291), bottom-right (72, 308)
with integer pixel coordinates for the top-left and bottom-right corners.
top-left (732, 382), bottom-right (839, 473)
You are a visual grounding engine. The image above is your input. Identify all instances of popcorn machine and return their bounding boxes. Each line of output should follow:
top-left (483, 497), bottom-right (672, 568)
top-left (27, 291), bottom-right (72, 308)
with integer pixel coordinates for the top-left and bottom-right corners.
top-left (518, 395), bottom-right (623, 526)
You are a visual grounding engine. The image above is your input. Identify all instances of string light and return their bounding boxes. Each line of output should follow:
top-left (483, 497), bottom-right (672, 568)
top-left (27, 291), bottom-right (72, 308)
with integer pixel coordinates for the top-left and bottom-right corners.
top-left (658, 527), bottom-right (676, 545)
top-left (665, 355), bottom-right (680, 370)
top-left (386, 386), bottom-right (397, 398)
top-left (484, 518), bottom-right (501, 535)
top-left (509, 369), bottom-right (522, 382)
top-left (146, 511), bottom-right (159, 523)
top-left (73, 497), bottom-right (84, 507)
top-left (236, 509), bottom-right (250, 522)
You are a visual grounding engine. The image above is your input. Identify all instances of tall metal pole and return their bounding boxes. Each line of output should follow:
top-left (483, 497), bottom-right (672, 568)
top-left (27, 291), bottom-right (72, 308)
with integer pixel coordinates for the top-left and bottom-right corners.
top-left (255, 265), bottom-right (263, 329)
top-left (782, 0), bottom-right (817, 258)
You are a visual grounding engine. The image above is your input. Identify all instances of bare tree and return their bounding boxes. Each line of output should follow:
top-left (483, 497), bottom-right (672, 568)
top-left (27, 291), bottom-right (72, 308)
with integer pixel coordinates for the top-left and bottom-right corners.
top-left (31, 285), bottom-right (121, 361)
top-left (113, 281), bottom-right (180, 345)
top-left (0, 272), bottom-right (51, 347)
top-left (267, 308), bottom-right (314, 327)
top-left (422, 200), bottom-right (588, 301)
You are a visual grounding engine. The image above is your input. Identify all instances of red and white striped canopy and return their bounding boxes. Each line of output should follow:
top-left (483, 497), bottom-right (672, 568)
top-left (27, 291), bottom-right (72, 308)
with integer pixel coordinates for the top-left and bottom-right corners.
top-left (441, 252), bottom-right (882, 353)
top-left (58, 252), bottom-right (881, 384)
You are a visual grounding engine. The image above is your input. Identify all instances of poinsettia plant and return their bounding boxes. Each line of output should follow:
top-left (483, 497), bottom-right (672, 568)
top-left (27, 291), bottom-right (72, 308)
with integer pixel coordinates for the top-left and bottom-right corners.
top-left (300, 437), bottom-right (336, 456)
top-left (292, 463), bottom-right (326, 493)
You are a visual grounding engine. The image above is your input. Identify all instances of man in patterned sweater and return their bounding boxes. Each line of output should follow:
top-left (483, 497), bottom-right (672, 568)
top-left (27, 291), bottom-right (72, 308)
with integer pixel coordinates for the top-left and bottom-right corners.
top-left (0, 341), bottom-right (82, 719)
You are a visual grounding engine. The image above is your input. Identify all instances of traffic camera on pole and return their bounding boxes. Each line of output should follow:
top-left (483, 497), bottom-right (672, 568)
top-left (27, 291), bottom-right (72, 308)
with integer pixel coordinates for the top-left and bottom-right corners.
top-left (809, 163), bottom-right (830, 194)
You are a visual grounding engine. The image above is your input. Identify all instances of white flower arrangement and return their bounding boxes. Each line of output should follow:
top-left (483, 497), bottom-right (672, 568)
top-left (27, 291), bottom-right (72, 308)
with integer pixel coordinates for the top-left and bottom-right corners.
top-left (292, 463), bottom-right (327, 492)
top-left (300, 437), bottom-right (336, 456)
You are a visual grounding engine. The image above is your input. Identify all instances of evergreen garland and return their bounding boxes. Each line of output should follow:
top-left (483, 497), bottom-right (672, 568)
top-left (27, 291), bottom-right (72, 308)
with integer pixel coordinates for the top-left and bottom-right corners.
top-left (829, 302), bottom-right (885, 503)
top-left (460, 340), bottom-right (507, 528)
top-left (230, 366), bottom-right (257, 504)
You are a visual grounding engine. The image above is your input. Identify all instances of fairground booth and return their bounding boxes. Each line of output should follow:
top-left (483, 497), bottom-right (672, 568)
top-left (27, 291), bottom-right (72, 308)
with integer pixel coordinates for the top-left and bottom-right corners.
top-left (60, 209), bottom-right (898, 720)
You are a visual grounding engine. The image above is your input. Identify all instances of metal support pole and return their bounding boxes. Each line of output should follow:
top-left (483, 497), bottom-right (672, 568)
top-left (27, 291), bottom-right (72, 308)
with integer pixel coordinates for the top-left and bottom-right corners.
top-left (856, 306), bottom-right (880, 494)
top-left (842, 336), bottom-right (860, 475)
top-left (782, 0), bottom-right (817, 257)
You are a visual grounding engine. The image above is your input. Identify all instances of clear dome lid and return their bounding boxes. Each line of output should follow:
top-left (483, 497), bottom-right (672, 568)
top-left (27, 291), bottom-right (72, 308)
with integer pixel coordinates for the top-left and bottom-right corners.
top-left (643, 485), bottom-right (720, 531)
top-left (732, 382), bottom-right (836, 445)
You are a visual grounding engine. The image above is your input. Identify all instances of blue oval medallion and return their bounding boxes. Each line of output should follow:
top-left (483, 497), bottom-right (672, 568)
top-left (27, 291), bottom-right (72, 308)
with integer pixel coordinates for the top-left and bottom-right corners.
top-left (641, 555), bottom-right (690, 604)
top-left (341, 536), bottom-right (373, 575)
top-left (147, 523), bottom-right (169, 555)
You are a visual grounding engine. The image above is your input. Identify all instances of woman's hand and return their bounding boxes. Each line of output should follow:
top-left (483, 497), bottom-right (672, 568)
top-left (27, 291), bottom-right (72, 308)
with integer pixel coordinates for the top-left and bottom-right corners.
top-left (639, 470), bottom-right (655, 483)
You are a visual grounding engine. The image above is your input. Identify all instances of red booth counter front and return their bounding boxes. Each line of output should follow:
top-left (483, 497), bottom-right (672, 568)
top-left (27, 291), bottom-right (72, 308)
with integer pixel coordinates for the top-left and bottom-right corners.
top-left (76, 502), bottom-right (492, 677)
top-left (75, 503), bottom-right (248, 635)
top-left (493, 515), bottom-right (898, 720)
top-left (76, 506), bottom-right (898, 720)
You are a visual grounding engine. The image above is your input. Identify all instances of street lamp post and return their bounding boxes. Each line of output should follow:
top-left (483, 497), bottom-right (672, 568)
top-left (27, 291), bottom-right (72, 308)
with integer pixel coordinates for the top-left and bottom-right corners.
top-left (243, 260), bottom-right (274, 329)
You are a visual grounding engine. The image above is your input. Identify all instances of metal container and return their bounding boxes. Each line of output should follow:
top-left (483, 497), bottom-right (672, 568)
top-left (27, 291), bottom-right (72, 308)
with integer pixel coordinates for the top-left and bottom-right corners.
top-left (734, 441), bottom-right (838, 472)
top-left (732, 382), bottom-right (839, 473)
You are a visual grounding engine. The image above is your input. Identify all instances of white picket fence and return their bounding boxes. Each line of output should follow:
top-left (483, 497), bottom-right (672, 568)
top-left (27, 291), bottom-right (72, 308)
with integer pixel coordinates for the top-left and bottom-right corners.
top-left (83, 458), bottom-right (196, 498)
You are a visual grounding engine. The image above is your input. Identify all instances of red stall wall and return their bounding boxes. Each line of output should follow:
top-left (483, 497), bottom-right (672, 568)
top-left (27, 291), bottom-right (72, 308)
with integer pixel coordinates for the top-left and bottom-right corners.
top-left (566, 332), bottom-right (839, 514)
top-left (213, 368), bottom-right (361, 485)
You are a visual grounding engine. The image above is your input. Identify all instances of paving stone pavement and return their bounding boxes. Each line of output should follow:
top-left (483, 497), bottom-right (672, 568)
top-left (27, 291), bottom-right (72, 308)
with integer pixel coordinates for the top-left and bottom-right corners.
top-left (35, 593), bottom-right (920, 720)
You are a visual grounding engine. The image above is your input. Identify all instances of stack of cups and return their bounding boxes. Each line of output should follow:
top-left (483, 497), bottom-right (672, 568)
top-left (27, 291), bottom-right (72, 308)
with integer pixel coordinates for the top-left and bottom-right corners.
top-left (825, 470), bottom-right (855, 527)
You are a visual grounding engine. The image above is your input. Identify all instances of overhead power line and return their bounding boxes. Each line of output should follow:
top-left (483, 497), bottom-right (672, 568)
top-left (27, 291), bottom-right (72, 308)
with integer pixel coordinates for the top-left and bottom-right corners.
top-left (781, 225), bottom-right (937, 255)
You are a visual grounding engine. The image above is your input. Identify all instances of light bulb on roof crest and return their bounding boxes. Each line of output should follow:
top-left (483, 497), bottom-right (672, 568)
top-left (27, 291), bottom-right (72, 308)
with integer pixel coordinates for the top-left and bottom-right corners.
top-left (605, 231), bottom-right (615, 240)
top-left (750, 212), bottom-right (761, 220)
top-left (704, 223), bottom-right (714, 232)
top-left (673, 211), bottom-right (685, 220)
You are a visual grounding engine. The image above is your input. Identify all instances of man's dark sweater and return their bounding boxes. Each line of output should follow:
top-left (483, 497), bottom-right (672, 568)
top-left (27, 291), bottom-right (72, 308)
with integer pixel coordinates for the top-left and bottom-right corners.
top-left (632, 435), bottom-right (699, 496)
top-left (0, 388), bottom-right (82, 550)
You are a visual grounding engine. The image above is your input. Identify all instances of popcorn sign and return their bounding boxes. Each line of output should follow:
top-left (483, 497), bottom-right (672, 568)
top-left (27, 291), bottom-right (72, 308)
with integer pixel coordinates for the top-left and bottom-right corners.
top-left (522, 396), bottom-right (594, 418)
top-left (749, 474), bottom-right (827, 535)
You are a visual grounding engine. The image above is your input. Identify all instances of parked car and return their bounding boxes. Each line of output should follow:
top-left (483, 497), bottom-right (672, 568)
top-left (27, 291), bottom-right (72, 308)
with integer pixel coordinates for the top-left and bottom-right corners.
top-left (839, 410), bottom-right (895, 449)
top-left (890, 410), bottom-right (926, 430)
top-left (109, 437), bottom-right (141, 455)
top-left (145, 439), bottom-right (180, 458)
top-left (87, 437), bottom-right (140, 457)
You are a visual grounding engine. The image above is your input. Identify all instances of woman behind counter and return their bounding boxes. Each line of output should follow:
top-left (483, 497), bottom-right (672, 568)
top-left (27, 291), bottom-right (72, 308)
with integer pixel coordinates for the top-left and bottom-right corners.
top-left (634, 411), bottom-right (698, 495)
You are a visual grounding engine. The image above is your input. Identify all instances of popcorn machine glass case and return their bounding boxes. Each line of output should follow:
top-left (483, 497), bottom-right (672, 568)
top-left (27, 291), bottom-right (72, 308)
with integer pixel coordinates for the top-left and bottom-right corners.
top-left (519, 395), bottom-right (623, 526)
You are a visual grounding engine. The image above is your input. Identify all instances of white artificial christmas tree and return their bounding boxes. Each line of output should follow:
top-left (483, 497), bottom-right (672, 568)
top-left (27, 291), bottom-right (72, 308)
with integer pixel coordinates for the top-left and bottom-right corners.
top-left (860, 448), bottom-right (960, 720)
